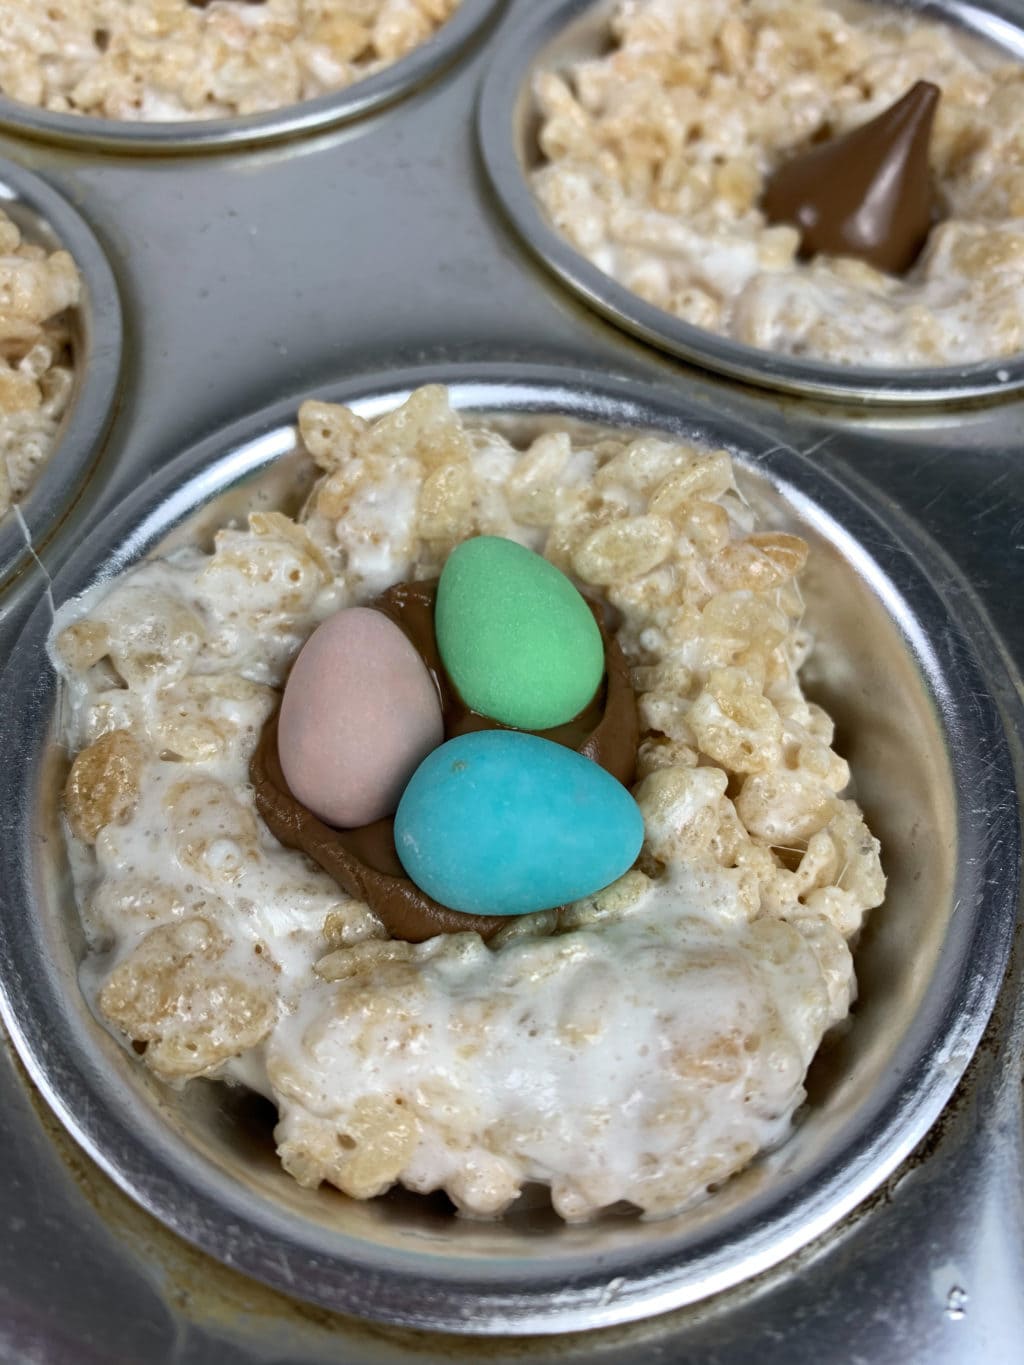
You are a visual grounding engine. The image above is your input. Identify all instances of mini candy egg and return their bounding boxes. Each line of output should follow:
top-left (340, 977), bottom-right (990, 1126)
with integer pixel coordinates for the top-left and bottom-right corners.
top-left (435, 536), bottom-right (604, 731)
top-left (393, 730), bottom-right (644, 916)
top-left (278, 607), bottom-right (443, 828)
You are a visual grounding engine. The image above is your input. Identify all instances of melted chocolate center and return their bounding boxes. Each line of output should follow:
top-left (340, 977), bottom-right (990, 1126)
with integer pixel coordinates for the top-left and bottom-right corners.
top-left (251, 580), bottom-right (639, 943)
top-left (761, 81), bottom-right (941, 275)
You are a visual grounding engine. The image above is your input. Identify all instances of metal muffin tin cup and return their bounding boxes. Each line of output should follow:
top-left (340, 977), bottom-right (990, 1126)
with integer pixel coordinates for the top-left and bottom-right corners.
top-left (478, 0), bottom-right (1024, 404)
top-left (0, 0), bottom-right (504, 154)
top-left (0, 159), bottom-right (122, 598)
top-left (0, 363), bottom-right (1017, 1335)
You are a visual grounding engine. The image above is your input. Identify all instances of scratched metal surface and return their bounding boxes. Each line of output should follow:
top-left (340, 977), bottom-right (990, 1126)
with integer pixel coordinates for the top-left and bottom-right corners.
top-left (0, 0), bottom-right (1022, 1359)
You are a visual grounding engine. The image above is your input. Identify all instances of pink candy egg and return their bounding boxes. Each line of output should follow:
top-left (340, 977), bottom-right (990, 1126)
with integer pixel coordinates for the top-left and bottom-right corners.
top-left (278, 607), bottom-right (444, 828)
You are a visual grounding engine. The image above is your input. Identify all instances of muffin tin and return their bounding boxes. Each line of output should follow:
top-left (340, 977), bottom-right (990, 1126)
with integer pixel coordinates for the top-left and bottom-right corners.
top-left (0, 158), bottom-right (121, 605)
top-left (479, 0), bottom-right (1024, 403)
top-left (0, 0), bottom-right (1021, 1359)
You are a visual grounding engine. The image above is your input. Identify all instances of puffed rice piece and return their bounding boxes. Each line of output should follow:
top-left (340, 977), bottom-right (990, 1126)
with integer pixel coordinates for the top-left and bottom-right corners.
top-left (64, 729), bottom-right (143, 844)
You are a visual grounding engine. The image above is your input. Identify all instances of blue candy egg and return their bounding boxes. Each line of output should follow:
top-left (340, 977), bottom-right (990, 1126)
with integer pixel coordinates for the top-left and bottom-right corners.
top-left (394, 731), bottom-right (644, 917)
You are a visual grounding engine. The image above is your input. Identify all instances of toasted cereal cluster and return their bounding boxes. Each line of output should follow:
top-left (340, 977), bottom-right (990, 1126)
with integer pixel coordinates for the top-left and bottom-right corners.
top-left (0, 209), bottom-right (80, 519)
top-left (0, 0), bottom-right (461, 122)
top-left (531, 0), bottom-right (1024, 367)
top-left (99, 916), bottom-right (280, 1078)
top-left (53, 386), bottom-right (884, 1219)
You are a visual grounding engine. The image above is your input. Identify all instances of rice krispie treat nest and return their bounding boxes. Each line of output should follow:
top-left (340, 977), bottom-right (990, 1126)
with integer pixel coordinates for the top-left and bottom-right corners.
top-left (0, 209), bottom-right (80, 520)
top-left (53, 386), bottom-right (884, 1221)
top-left (532, 0), bottom-right (1024, 367)
top-left (0, 0), bottom-right (461, 122)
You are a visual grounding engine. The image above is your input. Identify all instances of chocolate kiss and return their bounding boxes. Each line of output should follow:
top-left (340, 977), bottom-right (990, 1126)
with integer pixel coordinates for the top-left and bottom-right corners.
top-left (761, 81), bottom-right (941, 275)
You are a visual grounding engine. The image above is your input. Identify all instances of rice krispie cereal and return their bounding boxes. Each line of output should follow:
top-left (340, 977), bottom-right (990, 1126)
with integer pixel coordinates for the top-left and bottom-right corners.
top-left (53, 386), bottom-right (884, 1221)
top-left (0, 210), bottom-right (80, 521)
top-left (531, 0), bottom-right (1024, 367)
top-left (0, 0), bottom-right (461, 122)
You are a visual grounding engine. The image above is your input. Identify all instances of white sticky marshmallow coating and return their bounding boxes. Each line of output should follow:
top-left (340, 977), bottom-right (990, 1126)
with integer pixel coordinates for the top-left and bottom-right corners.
top-left (531, 0), bottom-right (1024, 368)
top-left (270, 869), bottom-right (843, 1218)
top-left (52, 386), bottom-right (885, 1221)
top-left (0, 208), bottom-right (80, 518)
top-left (0, 0), bottom-right (462, 123)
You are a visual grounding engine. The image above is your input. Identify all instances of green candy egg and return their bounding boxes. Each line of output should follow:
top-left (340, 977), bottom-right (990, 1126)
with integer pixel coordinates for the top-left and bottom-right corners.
top-left (435, 536), bottom-right (605, 730)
